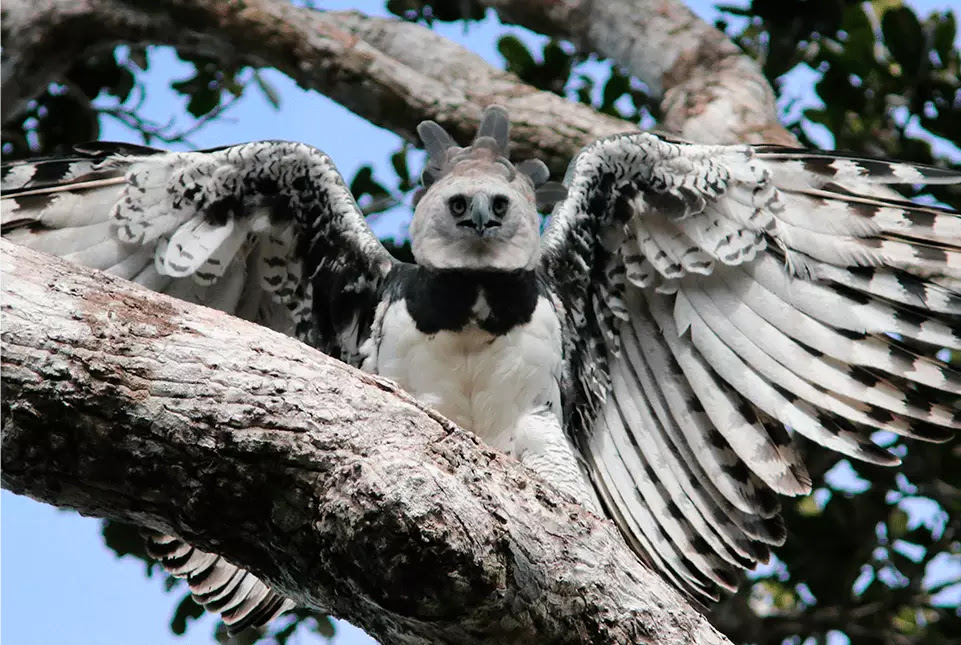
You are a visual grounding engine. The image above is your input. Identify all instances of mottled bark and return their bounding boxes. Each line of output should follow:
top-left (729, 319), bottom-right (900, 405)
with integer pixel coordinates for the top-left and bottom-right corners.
top-left (1, 0), bottom-right (630, 176)
top-left (480, 0), bottom-right (799, 145)
top-left (0, 240), bottom-right (730, 645)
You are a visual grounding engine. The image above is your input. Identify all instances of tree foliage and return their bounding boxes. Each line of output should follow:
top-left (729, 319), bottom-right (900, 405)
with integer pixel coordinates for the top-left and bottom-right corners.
top-left (3, 1), bottom-right (958, 644)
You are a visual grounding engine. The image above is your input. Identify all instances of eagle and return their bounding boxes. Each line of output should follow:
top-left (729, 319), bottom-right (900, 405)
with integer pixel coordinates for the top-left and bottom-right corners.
top-left (2, 106), bottom-right (959, 633)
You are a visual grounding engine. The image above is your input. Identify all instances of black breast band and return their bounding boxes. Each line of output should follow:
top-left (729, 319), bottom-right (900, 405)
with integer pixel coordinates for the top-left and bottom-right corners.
top-left (392, 266), bottom-right (540, 335)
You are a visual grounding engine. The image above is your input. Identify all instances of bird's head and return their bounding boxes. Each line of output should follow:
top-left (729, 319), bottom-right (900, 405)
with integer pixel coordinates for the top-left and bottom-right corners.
top-left (409, 106), bottom-right (565, 270)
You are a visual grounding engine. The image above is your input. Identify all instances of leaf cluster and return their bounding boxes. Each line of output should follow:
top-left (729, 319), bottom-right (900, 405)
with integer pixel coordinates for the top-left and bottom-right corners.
top-left (718, 1), bottom-right (960, 208)
top-left (2, 48), bottom-right (281, 158)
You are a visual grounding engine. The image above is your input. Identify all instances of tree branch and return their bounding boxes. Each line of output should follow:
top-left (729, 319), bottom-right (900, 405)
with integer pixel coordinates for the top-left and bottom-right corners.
top-left (1, 0), bottom-right (631, 175)
top-left (0, 239), bottom-right (730, 645)
top-left (479, 0), bottom-right (799, 145)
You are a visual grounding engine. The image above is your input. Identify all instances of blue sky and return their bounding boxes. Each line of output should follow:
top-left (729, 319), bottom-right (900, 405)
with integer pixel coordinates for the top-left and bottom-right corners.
top-left (3, 2), bottom-right (959, 644)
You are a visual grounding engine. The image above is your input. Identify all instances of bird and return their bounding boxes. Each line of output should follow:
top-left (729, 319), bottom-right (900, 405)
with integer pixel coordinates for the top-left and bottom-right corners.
top-left (2, 105), bottom-right (959, 633)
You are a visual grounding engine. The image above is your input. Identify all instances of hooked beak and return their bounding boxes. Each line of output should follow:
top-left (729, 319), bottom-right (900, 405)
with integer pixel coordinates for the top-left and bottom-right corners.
top-left (458, 195), bottom-right (502, 235)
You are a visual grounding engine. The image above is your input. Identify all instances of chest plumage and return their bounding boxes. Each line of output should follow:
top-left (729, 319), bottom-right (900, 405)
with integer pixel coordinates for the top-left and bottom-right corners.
top-left (365, 268), bottom-right (563, 451)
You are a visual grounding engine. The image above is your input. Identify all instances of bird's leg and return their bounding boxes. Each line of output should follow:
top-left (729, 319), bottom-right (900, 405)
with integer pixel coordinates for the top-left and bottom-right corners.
top-left (513, 406), bottom-right (601, 511)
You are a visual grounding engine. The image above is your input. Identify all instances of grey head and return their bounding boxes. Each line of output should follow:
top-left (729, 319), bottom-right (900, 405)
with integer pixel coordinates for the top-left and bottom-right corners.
top-left (409, 105), bottom-right (566, 270)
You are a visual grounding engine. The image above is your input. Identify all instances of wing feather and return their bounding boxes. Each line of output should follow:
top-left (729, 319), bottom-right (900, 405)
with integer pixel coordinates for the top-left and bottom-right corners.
top-left (695, 273), bottom-right (958, 426)
top-left (611, 354), bottom-right (753, 571)
top-left (587, 409), bottom-right (722, 598)
top-left (646, 290), bottom-right (811, 495)
top-left (745, 256), bottom-right (960, 350)
top-left (716, 265), bottom-right (957, 392)
top-left (622, 300), bottom-right (780, 519)
top-left (142, 530), bottom-right (295, 634)
top-left (542, 131), bottom-right (959, 603)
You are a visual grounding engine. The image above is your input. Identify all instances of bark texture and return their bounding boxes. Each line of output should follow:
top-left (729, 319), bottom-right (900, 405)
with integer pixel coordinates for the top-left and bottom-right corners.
top-left (1, 0), bottom-right (631, 176)
top-left (1, 0), bottom-right (800, 165)
top-left (481, 0), bottom-right (799, 145)
top-left (1, 240), bottom-right (730, 645)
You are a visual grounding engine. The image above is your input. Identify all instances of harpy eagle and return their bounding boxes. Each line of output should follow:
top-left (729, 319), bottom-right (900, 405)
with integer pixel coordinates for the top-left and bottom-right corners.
top-left (2, 106), bottom-right (959, 632)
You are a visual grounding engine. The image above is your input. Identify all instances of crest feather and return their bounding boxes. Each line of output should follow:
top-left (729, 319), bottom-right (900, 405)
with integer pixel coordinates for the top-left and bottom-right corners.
top-left (475, 105), bottom-right (510, 153)
top-left (413, 105), bottom-right (567, 210)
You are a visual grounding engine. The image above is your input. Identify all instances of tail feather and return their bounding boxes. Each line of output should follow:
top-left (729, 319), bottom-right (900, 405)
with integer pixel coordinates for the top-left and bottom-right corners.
top-left (142, 530), bottom-right (294, 635)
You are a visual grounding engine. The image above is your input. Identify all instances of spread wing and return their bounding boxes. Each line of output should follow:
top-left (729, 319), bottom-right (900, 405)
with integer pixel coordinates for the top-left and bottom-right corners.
top-left (1, 140), bottom-right (401, 632)
top-left (1, 140), bottom-right (397, 361)
top-left (539, 133), bottom-right (961, 602)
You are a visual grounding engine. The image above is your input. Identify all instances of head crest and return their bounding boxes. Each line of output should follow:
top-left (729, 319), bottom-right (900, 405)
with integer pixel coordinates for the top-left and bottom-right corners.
top-left (414, 105), bottom-right (566, 211)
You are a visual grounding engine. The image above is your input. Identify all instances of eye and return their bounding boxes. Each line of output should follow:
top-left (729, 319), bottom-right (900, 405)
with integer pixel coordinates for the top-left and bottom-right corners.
top-left (448, 195), bottom-right (468, 216)
top-left (492, 195), bottom-right (509, 217)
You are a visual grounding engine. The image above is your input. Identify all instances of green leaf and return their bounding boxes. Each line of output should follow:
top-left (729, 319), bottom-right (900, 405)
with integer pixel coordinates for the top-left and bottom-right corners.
top-left (186, 88), bottom-right (221, 118)
top-left (797, 495), bottom-right (823, 517)
top-left (101, 520), bottom-right (146, 559)
top-left (101, 520), bottom-right (155, 574)
top-left (381, 239), bottom-right (414, 263)
top-left (349, 165), bottom-right (389, 201)
top-left (412, 0), bottom-right (485, 22)
top-left (170, 594), bottom-right (204, 635)
top-left (128, 46), bottom-right (149, 71)
top-left (391, 147), bottom-right (412, 192)
top-left (385, 0), bottom-right (413, 20)
top-left (837, 5), bottom-right (877, 77)
top-left (350, 166), bottom-right (374, 198)
top-left (174, 51), bottom-right (219, 68)
top-left (497, 35), bottom-right (536, 77)
top-left (223, 77), bottom-right (245, 98)
top-left (313, 615), bottom-right (336, 638)
top-left (573, 74), bottom-right (595, 107)
top-left (715, 5), bottom-right (753, 17)
top-left (170, 78), bottom-right (199, 95)
top-left (892, 604), bottom-right (923, 632)
top-left (70, 54), bottom-right (131, 101)
top-left (34, 92), bottom-right (100, 152)
top-left (109, 67), bottom-right (136, 103)
top-left (541, 40), bottom-right (572, 80)
top-left (932, 11), bottom-right (957, 60)
top-left (882, 7), bottom-right (925, 73)
top-left (272, 619), bottom-right (299, 645)
top-left (601, 71), bottom-right (629, 112)
top-left (889, 508), bottom-right (910, 538)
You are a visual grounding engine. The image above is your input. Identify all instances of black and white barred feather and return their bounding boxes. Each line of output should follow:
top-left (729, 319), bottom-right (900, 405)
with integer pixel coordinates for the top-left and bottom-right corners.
top-left (141, 530), bottom-right (296, 632)
top-left (541, 132), bottom-right (960, 601)
top-left (1, 140), bottom-right (396, 357)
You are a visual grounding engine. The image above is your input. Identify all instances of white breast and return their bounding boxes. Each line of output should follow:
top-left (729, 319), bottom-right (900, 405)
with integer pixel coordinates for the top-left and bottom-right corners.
top-left (369, 297), bottom-right (562, 451)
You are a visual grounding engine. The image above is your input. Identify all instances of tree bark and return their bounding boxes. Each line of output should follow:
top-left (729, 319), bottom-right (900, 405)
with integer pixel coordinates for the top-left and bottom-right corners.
top-left (1, 0), bottom-right (631, 176)
top-left (0, 240), bottom-right (730, 645)
top-left (0, 0), bottom-right (801, 165)
top-left (480, 0), bottom-right (799, 145)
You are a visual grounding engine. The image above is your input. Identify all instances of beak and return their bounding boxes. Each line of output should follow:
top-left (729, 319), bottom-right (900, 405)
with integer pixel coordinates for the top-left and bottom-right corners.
top-left (461, 195), bottom-right (501, 234)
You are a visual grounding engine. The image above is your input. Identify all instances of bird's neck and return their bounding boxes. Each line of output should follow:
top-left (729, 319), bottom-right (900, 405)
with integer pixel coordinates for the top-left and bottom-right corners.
top-left (402, 266), bottom-right (540, 335)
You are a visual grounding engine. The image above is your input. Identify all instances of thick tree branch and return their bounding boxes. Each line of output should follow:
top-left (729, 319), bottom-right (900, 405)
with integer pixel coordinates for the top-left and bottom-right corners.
top-left (1, 0), bottom-right (799, 172)
top-left (1, 0), bottom-right (630, 176)
top-left (480, 0), bottom-right (799, 145)
top-left (0, 240), bottom-right (730, 645)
